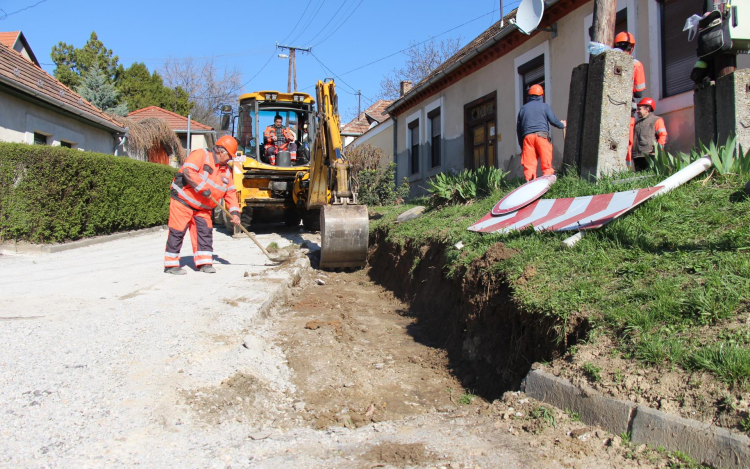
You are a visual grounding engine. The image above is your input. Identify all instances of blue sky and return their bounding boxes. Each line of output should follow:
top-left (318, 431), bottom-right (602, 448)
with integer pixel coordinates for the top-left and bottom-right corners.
top-left (1, 0), bottom-right (522, 120)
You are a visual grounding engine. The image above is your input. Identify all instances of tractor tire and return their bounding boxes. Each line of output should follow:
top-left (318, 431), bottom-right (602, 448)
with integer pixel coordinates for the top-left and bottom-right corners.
top-left (240, 207), bottom-right (254, 230)
top-left (302, 209), bottom-right (321, 232)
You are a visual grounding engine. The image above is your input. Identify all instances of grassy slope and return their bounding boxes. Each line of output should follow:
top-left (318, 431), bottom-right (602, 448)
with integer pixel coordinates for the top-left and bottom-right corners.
top-left (371, 171), bottom-right (750, 389)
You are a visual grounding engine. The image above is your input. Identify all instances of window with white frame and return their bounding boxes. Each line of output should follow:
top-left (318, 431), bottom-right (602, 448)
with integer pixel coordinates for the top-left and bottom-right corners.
top-left (428, 108), bottom-right (441, 168)
top-left (408, 119), bottom-right (420, 174)
top-left (661, 0), bottom-right (704, 97)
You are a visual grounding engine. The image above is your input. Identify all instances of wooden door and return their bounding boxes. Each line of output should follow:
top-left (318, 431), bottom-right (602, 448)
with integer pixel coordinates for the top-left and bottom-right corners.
top-left (465, 93), bottom-right (497, 170)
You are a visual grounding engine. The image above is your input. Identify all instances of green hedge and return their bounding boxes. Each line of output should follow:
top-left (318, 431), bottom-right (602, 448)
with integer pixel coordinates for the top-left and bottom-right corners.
top-left (0, 142), bottom-right (176, 243)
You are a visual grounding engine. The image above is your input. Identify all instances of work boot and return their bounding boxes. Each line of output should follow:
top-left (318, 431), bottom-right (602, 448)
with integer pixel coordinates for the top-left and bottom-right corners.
top-left (199, 265), bottom-right (216, 274)
top-left (164, 267), bottom-right (186, 275)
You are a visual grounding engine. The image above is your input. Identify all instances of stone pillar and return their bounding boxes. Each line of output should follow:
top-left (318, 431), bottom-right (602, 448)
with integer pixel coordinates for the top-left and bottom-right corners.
top-left (562, 64), bottom-right (589, 173)
top-left (716, 68), bottom-right (750, 152)
top-left (693, 84), bottom-right (716, 148)
top-left (579, 50), bottom-right (633, 179)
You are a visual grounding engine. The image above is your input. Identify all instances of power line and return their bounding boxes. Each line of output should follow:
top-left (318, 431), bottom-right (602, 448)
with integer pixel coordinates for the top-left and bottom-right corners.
top-left (0, 0), bottom-right (49, 20)
top-left (279, 0), bottom-right (313, 45)
top-left (330, 6), bottom-right (500, 78)
top-left (310, 52), bottom-right (373, 103)
top-left (311, 0), bottom-right (366, 48)
top-left (288, 0), bottom-right (327, 45)
top-left (240, 50), bottom-right (278, 89)
top-left (303, 0), bottom-right (350, 46)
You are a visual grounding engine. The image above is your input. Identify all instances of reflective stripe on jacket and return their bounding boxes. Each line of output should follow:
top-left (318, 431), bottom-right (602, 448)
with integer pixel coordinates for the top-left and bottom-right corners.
top-left (633, 59), bottom-right (646, 93)
top-left (632, 113), bottom-right (667, 159)
top-left (264, 125), bottom-right (295, 150)
top-left (171, 148), bottom-right (240, 214)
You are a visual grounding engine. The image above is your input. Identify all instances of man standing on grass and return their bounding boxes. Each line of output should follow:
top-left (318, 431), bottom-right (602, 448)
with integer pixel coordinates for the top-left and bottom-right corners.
top-left (516, 84), bottom-right (566, 181)
top-left (631, 98), bottom-right (667, 172)
top-left (163, 135), bottom-right (241, 275)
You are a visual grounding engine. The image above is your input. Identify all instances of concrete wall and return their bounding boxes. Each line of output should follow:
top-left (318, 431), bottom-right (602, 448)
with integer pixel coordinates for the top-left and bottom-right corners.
top-left (0, 92), bottom-right (115, 153)
top-left (347, 119), bottom-right (394, 169)
top-left (393, 0), bottom-right (750, 197)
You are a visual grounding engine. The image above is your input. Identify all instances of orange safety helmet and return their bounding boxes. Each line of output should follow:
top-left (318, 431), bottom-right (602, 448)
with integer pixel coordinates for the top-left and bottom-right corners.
top-left (614, 32), bottom-right (636, 47)
top-left (637, 97), bottom-right (656, 112)
top-left (528, 84), bottom-right (544, 96)
top-left (216, 135), bottom-right (238, 156)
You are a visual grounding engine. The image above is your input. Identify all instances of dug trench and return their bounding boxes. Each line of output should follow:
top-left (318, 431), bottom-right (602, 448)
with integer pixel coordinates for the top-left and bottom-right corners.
top-left (367, 231), bottom-right (588, 400)
top-left (182, 240), bottom-right (690, 467)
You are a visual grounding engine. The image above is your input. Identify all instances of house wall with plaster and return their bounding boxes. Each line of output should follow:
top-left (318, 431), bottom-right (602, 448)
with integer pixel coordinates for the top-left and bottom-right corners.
top-left (0, 91), bottom-right (115, 153)
top-left (392, 0), bottom-right (747, 197)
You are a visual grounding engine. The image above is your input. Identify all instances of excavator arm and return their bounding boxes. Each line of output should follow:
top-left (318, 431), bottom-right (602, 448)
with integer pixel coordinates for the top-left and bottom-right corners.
top-left (306, 79), bottom-right (368, 268)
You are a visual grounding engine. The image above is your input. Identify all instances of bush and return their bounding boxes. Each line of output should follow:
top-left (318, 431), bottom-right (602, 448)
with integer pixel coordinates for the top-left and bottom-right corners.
top-left (0, 142), bottom-right (176, 243)
top-left (357, 163), bottom-right (409, 206)
top-left (427, 166), bottom-right (509, 206)
top-left (348, 144), bottom-right (409, 206)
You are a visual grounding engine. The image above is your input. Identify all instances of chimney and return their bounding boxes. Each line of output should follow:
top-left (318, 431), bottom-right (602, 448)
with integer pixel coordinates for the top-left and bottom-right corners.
top-left (400, 80), bottom-right (413, 96)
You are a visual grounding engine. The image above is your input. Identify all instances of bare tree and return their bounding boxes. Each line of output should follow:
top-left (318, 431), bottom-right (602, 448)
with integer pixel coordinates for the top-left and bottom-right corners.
top-left (378, 38), bottom-right (462, 100)
top-left (161, 57), bottom-right (243, 129)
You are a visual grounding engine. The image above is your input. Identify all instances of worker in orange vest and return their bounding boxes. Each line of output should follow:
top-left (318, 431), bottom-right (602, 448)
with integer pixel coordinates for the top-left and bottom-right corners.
top-left (631, 98), bottom-right (667, 172)
top-left (614, 32), bottom-right (647, 167)
top-left (516, 84), bottom-right (566, 181)
top-left (263, 114), bottom-right (297, 165)
top-left (164, 135), bottom-right (241, 275)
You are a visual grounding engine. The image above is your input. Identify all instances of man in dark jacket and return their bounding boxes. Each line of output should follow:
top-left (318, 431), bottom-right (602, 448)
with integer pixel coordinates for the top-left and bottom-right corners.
top-left (516, 85), bottom-right (566, 181)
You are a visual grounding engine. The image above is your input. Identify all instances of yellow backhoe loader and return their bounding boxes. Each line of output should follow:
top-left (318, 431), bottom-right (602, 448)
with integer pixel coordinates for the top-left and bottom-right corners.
top-left (219, 79), bottom-right (368, 268)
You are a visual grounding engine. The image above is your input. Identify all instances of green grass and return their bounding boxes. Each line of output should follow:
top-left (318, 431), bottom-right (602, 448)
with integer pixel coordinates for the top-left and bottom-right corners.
top-left (266, 241), bottom-right (280, 253)
top-left (582, 362), bottom-right (602, 383)
top-left (529, 405), bottom-right (557, 428)
top-left (370, 171), bottom-right (750, 388)
top-left (457, 392), bottom-right (476, 405)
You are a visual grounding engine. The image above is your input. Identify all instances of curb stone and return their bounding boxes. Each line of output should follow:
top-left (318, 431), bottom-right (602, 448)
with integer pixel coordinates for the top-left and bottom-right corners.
top-left (522, 367), bottom-right (750, 469)
top-left (632, 405), bottom-right (750, 469)
top-left (257, 254), bottom-right (311, 318)
top-left (521, 367), bottom-right (635, 435)
top-left (0, 225), bottom-right (167, 254)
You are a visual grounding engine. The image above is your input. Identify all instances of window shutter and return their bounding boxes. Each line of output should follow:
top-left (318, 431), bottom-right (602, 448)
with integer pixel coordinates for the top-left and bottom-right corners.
top-left (662, 0), bottom-right (704, 97)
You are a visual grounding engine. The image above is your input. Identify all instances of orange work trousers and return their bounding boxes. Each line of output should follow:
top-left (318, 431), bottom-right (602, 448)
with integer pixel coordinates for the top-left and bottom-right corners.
top-left (164, 198), bottom-right (214, 269)
top-left (521, 133), bottom-right (554, 181)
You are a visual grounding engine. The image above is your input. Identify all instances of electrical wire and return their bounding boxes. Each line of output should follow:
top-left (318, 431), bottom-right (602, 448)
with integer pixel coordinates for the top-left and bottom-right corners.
top-left (279, 0), bottom-right (313, 45)
top-left (302, 0), bottom-right (350, 46)
top-left (0, 0), bottom-right (49, 20)
top-left (310, 51), bottom-right (361, 96)
top-left (288, 0), bottom-right (327, 46)
top-left (311, 0), bottom-right (365, 48)
top-left (240, 50), bottom-right (278, 89)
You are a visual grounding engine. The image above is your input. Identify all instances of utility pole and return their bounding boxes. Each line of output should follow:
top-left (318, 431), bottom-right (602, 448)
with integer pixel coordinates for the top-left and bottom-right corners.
top-left (357, 90), bottom-right (361, 117)
top-left (277, 43), bottom-right (311, 92)
top-left (591, 0), bottom-right (617, 46)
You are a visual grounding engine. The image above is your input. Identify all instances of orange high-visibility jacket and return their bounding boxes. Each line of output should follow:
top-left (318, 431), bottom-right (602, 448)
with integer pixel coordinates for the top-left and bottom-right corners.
top-left (171, 148), bottom-right (240, 214)
top-left (264, 125), bottom-right (296, 150)
top-left (633, 59), bottom-right (646, 93)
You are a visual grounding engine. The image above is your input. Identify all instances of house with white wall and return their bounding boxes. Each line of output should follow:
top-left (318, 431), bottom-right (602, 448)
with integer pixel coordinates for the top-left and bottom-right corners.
top-left (0, 31), bottom-right (125, 153)
top-left (387, 0), bottom-right (750, 196)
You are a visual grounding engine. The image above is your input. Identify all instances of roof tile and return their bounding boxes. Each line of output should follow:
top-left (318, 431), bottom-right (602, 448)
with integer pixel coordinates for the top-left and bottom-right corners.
top-left (0, 40), bottom-right (124, 131)
top-left (127, 106), bottom-right (213, 132)
top-left (341, 99), bottom-right (393, 134)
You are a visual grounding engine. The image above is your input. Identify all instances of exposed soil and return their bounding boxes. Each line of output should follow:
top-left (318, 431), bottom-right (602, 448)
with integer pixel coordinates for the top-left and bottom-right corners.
top-left (547, 331), bottom-right (750, 435)
top-left (366, 231), bottom-right (750, 439)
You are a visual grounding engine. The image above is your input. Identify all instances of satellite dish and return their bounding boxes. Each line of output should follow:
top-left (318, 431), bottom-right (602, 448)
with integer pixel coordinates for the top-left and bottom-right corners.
top-left (515, 0), bottom-right (545, 35)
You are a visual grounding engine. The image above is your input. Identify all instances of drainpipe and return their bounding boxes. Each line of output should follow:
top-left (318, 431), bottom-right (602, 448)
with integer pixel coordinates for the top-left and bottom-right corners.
top-left (187, 114), bottom-right (192, 154)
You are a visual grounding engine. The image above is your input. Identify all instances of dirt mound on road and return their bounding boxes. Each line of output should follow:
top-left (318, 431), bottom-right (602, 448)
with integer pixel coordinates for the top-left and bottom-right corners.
top-left (361, 442), bottom-right (435, 467)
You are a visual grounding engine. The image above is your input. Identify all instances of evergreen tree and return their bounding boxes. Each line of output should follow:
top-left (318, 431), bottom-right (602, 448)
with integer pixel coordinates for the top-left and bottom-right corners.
top-left (117, 62), bottom-right (193, 116)
top-left (77, 65), bottom-right (128, 116)
top-left (51, 32), bottom-right (121, 89)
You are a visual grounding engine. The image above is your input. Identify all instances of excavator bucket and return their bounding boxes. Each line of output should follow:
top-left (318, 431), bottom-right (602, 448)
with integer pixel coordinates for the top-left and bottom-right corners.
top-left (319, 204), bottom-right (369, 269)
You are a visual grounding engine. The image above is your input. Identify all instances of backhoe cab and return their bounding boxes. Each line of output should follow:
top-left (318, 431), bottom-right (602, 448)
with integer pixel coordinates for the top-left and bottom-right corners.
top-left (219, 81), bottom-right (368, 269)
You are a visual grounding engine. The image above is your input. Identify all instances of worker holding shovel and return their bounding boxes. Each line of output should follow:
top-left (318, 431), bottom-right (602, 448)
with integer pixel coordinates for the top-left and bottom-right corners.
top-left (163, 135), bottom-right (241, 275)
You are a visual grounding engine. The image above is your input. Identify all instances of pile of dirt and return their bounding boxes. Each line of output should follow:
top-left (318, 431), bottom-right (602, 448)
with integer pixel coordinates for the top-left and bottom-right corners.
top-left (367, 233), bottom-right (574, 399)
top-left (361, 442), bottom-right (435, 467)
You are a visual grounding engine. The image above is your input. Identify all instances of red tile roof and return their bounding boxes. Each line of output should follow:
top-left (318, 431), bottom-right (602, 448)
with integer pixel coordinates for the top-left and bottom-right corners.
top-left (128, 106), bottom-right (213, 132)
top-left (0, 31), bottom-right (19, 49)
top-left (341, 99), bottom-right (393, 134)
top-left (0, 40), bottom-right (124, 132)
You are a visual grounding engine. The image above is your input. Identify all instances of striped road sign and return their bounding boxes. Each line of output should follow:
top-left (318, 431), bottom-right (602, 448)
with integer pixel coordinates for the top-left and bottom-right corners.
top-left (468, 186), bottom-right (665, 234)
